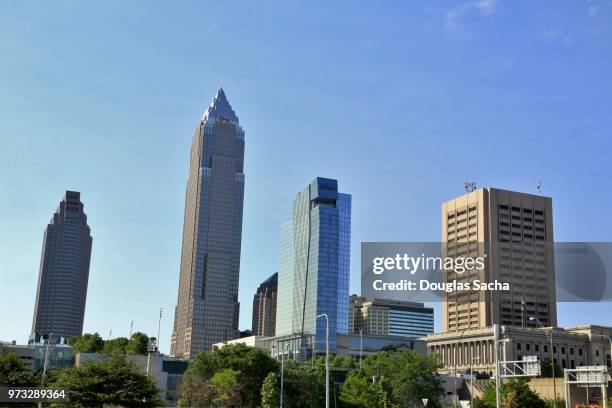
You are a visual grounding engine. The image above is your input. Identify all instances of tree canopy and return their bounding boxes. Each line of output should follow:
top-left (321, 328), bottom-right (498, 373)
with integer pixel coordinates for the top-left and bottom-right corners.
top-left (341, 350), bottom-right (443, 408)
top-left (49, 356), bottom-right (162, 408)
top-left (474, 379), bottom-right (547, 408)
top-left (69, 332), bottom-right (150, 356)
top-left (0, 352), bottom-right (37, 387)
top-left (68, 332), bottom-right (104, 353)
top-left (180, 344), bottom-right (278, 407)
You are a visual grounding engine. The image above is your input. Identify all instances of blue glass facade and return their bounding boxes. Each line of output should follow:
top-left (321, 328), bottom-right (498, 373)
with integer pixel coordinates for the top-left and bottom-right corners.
top-left (275, 177), bottom-right (351, 352)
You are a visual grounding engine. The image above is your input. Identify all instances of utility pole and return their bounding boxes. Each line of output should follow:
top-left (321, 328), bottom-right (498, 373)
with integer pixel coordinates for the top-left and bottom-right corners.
top-left (157, 308), bottom-right (163, 352)
top-left (129, 320), bottom-right (134, 338)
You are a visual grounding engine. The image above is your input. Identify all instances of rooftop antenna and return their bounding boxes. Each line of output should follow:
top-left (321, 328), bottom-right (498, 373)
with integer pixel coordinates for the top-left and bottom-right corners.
top-left (157, 308), bottom-right (163, 353)
top-left (464, 182), bottom-right (477, 193)
top-left (537, 181), bottom-right (543, 195)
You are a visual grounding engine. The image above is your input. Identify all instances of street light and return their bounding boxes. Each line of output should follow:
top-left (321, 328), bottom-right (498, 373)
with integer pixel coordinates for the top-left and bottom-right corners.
top-left (530, 316), bottom-right (556, 408)
top-left (315, 314), bottom-right (330, 408)
top-left (280, 342), bottom-right (285, 408)
top-left (359, 329), bottom-right (363, 369)
top-left (454, 328), bottom-right (466, 408)
top-left (470, 356), bottom-right (480, 408)
top-left (493, 324), bottom-right (510, 408)
top-left (39, 333), bottom-right (53, 408)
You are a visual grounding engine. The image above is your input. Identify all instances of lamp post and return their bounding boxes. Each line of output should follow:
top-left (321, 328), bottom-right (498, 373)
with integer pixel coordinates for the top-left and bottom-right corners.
top-left (316, 314), bottom-right (330, 408)
top-left (39, 333), bottom-right (53, 408)
top-left (359, 329), bottom-right (363, 369)
top-left (470, 356), bottom-right (480, 408)
top-left (454, 329), bottom-right (466, 408)
top-left (280, 342), bottom-right (285, 408)
top-left (530, 316), bottom-right (556, 408)
top-left (493, 324), bottom-right (510, 408)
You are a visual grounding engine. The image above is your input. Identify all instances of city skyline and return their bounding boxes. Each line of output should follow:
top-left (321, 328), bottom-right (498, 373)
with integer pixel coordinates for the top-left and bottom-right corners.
top-left (1, 2), bottom-right (612, 354)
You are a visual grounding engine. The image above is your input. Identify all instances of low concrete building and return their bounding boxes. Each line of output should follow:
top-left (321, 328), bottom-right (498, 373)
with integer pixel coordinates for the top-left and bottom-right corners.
top-left (336, 333), bottom-right (427, 357)
top-left (0, 341), bottom-right (74, 370)
top-left (426, 324), bottom-right (612, 378)
top-left (213, 335), bottom-right (271, 350)
top-left (215, 333), bottom-right (428, 362)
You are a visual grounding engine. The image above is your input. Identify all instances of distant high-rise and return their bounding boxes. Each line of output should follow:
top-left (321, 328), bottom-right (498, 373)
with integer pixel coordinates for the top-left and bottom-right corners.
top-left (349, 295), bottom-right (434, 338)
top-left (170, 88), bottom-right (245, 357)
top-left (442, 188), bottom-right (557, 331)
top-left (31, 191), bottom-right (93, 343)
top-left (252, 273), bottom-right (278, 337)
top-left (275, 177), bottom-right (351, 351)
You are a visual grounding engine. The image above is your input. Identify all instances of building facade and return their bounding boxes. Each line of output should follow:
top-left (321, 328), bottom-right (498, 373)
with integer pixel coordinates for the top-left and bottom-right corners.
top-left (252, 273), bottom-right (278, 337)
top-left (349, 295), bottom-right (434, 338)
top-left (31, 191), bottom-right (93, 342)
top-left (426, 325), bottom-right (612, 377)
top-left (170, 88), bottom-right (245, 357)
top-left (442, 188), bottom-right (557, 331)
top-left (275, 177), bottom-right (351, 352)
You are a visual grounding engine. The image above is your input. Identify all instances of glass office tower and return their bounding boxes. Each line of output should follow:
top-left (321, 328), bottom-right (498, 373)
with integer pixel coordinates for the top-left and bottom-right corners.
top-left (275, 177), bottom-right (351, 351)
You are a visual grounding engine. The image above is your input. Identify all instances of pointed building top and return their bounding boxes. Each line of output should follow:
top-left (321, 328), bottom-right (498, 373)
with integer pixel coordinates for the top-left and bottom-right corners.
top-left (201, 88), bottom-right (239, 124)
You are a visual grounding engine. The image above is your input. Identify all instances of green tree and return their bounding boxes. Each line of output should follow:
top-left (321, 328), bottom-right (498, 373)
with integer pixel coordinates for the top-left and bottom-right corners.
top-left (49, 356), bottom-right (162, 407)
top-left (474, 379), bottom-right (547, 408)
top-left (210, 368), bottom-right (242, 407)
top-left (540, 358), bottom-right (562, 378)
top-left (0, 353), bottom-right (36, 386)
top-left (68, 333), bottom-right (104, 353)
top-left (101, 337), bottom-right (129, 355)
top-left (181, 344), bottom-right (278, 407)
top-left (332, 355), bottom-right (357, 369)
top-left (261, 372), bottom-right (280, 408)
top-left (341, 370), bottom-right (388, 408)
top-left (359, 350), bottom-right (443, 407)
top-left (126, 332), bottom-right (150, 355)
top-left (284, 365), bottom-right (325, 408)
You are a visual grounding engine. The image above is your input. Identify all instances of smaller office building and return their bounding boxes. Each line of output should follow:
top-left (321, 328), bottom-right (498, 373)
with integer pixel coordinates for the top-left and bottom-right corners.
top-left (349, 295), bottom-right (434, 338)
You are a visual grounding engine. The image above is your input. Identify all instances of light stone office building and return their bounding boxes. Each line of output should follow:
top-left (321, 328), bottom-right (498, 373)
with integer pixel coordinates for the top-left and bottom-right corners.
top-left (427, 325), bottom-right (612, 376)
top-left (426, 188), bottom-right (612, 377)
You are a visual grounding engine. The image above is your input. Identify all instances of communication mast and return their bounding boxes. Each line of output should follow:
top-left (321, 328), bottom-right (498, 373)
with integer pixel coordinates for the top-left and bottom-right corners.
top-left (464, 182), bottom-right (477, 193)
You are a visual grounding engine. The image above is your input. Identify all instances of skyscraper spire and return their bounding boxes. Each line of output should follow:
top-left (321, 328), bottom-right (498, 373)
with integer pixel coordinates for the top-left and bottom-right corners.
top-left (201, 87), bottom-right (239, 124)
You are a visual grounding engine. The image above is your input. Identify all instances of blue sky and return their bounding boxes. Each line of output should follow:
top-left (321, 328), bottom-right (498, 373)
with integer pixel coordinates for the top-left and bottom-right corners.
top-left (1, 1), bottom-right (611, 354)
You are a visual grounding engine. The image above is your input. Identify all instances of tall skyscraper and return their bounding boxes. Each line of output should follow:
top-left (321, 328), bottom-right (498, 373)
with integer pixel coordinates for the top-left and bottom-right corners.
top-left (275, 177), bottom-right (351, 351)
top-left (252, 273), bottom-right (278, 337)
top-left (170, 88), bottom-right (245, 357)
top-left (31, 191), bottom-right (93, 343)
top-left (349, 295), bottom-right (434, 338)
top-left (442, 188), bottom-right (557, 332)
